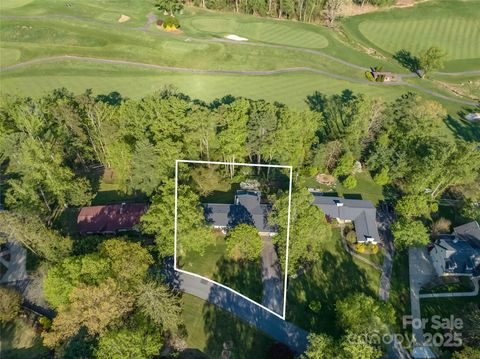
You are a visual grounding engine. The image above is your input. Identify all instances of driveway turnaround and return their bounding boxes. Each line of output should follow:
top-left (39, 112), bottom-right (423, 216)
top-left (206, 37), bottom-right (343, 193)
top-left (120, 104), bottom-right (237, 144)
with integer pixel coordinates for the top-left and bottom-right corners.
top-left (164, 263), bottom-right (308, 354)
top-left (261, 237), bottom-right (283, 315)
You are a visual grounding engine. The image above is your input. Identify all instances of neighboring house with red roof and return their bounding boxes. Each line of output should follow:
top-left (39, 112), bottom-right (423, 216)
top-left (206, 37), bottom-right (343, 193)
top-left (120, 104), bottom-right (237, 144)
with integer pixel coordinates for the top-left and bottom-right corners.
top-left (77, 203), bottom-right (147, 235)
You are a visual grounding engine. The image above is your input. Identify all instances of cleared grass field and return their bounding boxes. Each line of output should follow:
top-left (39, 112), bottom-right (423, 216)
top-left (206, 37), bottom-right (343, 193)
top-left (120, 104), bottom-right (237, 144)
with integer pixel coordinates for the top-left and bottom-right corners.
top-left (342, 0), bottom-right (480, 71)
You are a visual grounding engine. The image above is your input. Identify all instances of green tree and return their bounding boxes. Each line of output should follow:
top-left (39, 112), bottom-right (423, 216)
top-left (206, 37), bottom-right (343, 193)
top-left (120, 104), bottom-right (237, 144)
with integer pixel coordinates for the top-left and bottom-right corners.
top-left (335, 292), bottom-right (395, 336)
top-left (42, 279), bottom-right (135, 348)
top-left (333, 151), bottom-right (354, 177)
top-left (141, 181), bottom-right (215, 257)
top-left (154, 0), bottom-right (184, 16)
top-left (95, 316), bottom-right (163, 359)
top-left (391, 218), bottom-right (430, 249)
top-left (136, 280), bottom-right (182, 333)
top-left (340, 332), bottom-right (382, 359)
top-left (395, 194), bottom-right (430, 219)
top-left (0, 211), bottom-right (72, 263)
top-left (418, 46), bottom-right (446, 77)
top-left (373, 167), bottom-right (390, 186)
top-left (44, 254), bottom-right (110, 308)
top-left (191, 166), bottom-right (224, 196)
top-left (100, 239), bottom-right (153, 291)
top-left (0, 286), bottom-right (22, 322)
top-left (300, 333), bottom-right (336, 359)
top-left (271, 188), bottom-right (331, 274)
top-left (342, 175), bottom-right (357, 189)
top-left (225, 224), bottom-right (263, 261)
top-left (451, 347), bottom-right (480, 359)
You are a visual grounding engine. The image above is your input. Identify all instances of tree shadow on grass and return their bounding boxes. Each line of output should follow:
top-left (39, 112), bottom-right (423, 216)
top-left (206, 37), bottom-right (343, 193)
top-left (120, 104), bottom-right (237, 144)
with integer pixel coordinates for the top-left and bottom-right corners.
top-left (286, 239), bottom-right (375, 336)
top-left (444, 113), bottom-right (480, 142)
top-left (212, 257), bottom-right (263, 304)
top-left (393, 49), bottom-right (420, 73)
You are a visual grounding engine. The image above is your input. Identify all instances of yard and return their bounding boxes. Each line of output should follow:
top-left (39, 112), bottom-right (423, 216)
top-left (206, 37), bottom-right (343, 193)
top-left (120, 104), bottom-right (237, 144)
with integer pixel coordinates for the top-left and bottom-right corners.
top-left (301, 171), bottom-right (385, 205)
top-left (180, 294), bottom-right (274, 358)
top-left (286, 228), bottom-right (381, 336)
top-left (179, 235), bottom-right (263, 304)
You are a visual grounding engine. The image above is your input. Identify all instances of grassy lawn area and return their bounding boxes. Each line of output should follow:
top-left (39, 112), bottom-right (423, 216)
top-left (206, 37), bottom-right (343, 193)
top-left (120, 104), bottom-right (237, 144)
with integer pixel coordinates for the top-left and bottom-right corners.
top-left (389, 251), bottom-right (411, 335)
top-left (286, 228), bottom-right (381, 335)
top-left (0, 0), bottom-right (475, 140)
top-left (302, 171), bottom-right (385, 205)
top-left (341, 0), bottom-right (480, 72)
top-left (180, 293), bottom-right (274, 358)
top-left (0, 318), bottom-right (49, 359)
top-left (420, 294), bottom-right (480, 339)
top-left (179, 235), bottom-right (263, 304)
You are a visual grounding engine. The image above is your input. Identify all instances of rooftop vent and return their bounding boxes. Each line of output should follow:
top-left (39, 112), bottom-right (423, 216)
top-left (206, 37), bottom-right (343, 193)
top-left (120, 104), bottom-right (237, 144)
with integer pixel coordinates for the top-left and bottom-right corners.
top-left (334, 200), bottom-right (343, 207)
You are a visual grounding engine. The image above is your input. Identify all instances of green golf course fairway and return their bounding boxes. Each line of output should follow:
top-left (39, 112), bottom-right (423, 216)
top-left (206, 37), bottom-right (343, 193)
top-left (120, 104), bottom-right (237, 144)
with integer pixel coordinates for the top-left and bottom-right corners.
top-left (0, 0), bottom-right (478, 139)
top-left (342, 0), bottom-right (480, 72)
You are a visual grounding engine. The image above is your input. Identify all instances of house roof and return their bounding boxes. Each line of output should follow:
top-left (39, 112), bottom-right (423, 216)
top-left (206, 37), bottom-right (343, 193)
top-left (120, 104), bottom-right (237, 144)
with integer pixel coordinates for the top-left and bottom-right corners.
top-left (311, 195), bottom-right (379, 243)
top-left (454, 221), bottom-right (480, 246)
top-left (77, 203), bottom-right (147, 234)
top-left (434, 237), bottom-right (480, 274)
top-left (202, 191), bottom-right (275, 233)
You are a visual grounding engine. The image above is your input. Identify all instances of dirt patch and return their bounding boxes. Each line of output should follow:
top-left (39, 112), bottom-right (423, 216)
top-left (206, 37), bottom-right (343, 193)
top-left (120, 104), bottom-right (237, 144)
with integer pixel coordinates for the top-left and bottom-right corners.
top-left (342, 0), bottom-right (432, 17)
top-left (433, 79), bottom-right (480, 102)
top-left (118, 14), bottom-right (130, 23)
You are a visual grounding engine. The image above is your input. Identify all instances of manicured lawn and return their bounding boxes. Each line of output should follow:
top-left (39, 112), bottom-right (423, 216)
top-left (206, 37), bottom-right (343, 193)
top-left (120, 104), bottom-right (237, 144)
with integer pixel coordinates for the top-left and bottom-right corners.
top-left (389, 251), bottom-right (411, 334)
top-left (420, 294), bottom-right (480, 338)
top-left (341, 0), bottom-right (480, 71)
top-left (286, 228), bottom-right (381, 335)
top-left (179, 235), bottom-right (263, 304)
top-left (181, 293), bottom-right (274, 358)
top-left (0, 318), bottom-right (49, 359)
top-left (301, 171), bottom-right (385, 205)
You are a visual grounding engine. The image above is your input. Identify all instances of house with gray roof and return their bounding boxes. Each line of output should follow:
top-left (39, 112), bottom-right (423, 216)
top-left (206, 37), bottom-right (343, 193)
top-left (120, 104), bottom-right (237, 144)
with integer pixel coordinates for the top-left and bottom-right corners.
top-left (311, 194), bottom-right (380, 244)
top-left (202, 191), bottom-right (276, 236)
top-left (430, 221), bottom-right (480, 277)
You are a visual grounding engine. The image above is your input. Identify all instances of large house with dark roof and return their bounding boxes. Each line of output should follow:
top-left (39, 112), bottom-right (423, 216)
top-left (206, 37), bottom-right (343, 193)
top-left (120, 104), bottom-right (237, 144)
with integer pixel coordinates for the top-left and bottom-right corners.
top-left (311, 194), bottom-right (380, 244)
top-left (202, 191), bottom-right (276, 236)
top-left (430, 221), bottom-right (480, 276)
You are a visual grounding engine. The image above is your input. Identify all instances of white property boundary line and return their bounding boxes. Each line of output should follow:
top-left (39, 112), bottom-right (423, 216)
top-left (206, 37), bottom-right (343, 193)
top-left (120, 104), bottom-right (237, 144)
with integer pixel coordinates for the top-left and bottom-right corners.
top-left (174, 159), bottom-right (293, 320)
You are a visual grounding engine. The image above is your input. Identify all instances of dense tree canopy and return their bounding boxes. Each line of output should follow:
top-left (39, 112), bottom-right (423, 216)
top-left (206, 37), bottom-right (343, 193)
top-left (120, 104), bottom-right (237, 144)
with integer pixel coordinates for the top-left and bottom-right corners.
top-left (271, 188), bottom-right (331, 274)
top-left (0, 286), bottom-right (22, 322)
top-left (225, 224), bottom-right (263, 261)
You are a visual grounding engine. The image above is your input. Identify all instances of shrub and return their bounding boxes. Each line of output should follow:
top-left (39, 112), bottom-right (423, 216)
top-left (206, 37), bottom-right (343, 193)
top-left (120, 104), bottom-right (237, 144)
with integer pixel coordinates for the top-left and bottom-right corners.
top-left (163, 16), bottom-right (180, 29)
top-left (308, 300), bottom-right (322, 313)
top-left (432, 217), bottom-right (451, 234)
top-left (346, 230), bottom-right (357, 245)
top-left (369, 244), bottom-right (379, 254)
top-left (39, 316), bottom-right (52, 330)
top-left (0, 286), bottom-right (22, 322)
top-left (375, 74), bottom-right (385, 82)
top-left (365, 71), bottom-right (375, 82)
top-left (355, 243), bottom-right (366, 253)
top-left (342, 175), bottom-right (357, 189)
top-left (373, 167), bottom-right (390, 185)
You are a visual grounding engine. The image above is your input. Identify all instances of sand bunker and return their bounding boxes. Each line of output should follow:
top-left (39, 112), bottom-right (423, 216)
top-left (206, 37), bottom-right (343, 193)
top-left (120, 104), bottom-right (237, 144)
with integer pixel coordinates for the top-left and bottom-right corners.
top-left (225, 34), bottom-right (248, 41)
top-left (118, 14), bottom-right (130, 23)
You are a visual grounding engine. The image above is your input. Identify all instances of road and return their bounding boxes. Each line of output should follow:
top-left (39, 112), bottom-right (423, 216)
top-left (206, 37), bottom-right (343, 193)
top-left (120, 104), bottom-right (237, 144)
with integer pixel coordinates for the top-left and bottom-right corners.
top-left (163, 264), bottom-right (309, 355)
top-left (378, 209), bottom-right (395, 301)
